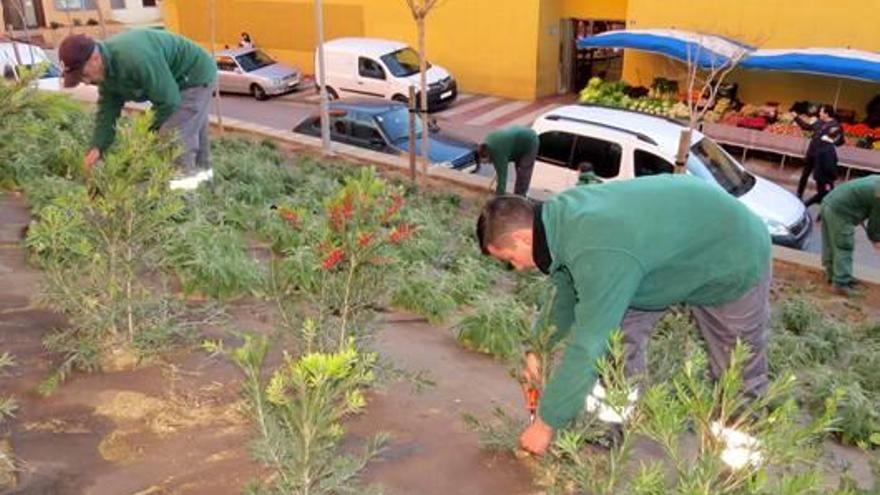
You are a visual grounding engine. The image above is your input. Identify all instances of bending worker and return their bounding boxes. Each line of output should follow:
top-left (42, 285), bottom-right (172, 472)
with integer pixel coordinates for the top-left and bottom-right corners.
top-left (478, 126), bottom-right (539, 196)
top-left (820, 174), bottom-right (880, 296)
top-left (59, 29), bottom-right (217, 190)
top-left (475, 175), bottom-right (771, 468)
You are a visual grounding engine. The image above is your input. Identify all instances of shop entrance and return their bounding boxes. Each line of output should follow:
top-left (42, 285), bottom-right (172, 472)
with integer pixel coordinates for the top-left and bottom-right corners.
top-left (559, 18), bottom-right (625, 94)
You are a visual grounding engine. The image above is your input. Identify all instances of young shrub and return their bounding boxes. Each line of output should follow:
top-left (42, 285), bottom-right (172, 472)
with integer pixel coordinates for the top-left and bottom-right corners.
top-left (0, 353), bottom-right (18, 425)
top-left (454, 295), bottom-right (529, 360)
top-left (534, 334), bottom-right (839, 495)
top-left (266, 168), bottom-right (414, 351)
top-left (218, 332), bottom-right (386, 495)
top-left (0, 72), bottom-right (90, 189)
top-left (165, 215), bottom-right (263, 300)
top-left (390, 264), bottom-right (458, 324)
top-left (29, 114), bottom-right (186, 392)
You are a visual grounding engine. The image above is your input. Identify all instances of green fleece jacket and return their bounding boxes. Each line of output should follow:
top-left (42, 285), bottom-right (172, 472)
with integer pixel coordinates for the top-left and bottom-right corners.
top-left (93, 29), bottom-right (217, 151)
top-left (484, 126), bottom-right (539, 194)
top-left (823, 176), bottom-right (880, 241)
top-left (535, 175), bottom-right (770, 429)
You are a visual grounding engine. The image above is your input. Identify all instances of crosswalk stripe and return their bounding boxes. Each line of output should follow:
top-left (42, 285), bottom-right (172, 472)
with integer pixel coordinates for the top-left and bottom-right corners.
top-left (466, 100), bottom-right (531, 126)
top-left (505, 103), bottom-right (564, 126)
top-left (438, 95), bottom-right (500, 117)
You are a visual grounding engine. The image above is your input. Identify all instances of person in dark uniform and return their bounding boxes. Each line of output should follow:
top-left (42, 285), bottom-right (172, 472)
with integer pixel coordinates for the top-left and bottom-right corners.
top-left (795, 105), bottom-right (844, 207)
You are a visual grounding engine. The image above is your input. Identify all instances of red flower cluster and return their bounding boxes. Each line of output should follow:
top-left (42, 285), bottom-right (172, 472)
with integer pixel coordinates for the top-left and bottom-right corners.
top-left (321, 248), bottom-right (346, 270)
top-left (842, 123), bottom-right (880, 139)
top-left (329, 193), bottom-right (354, 231)
top-left (382, 194), bottom-right (406, 223)
top-left (357, 232), bottom-right (373, 247)
top-left (389, 223), bottom-right (414, 244)
top-left (277, 206), bottom-right (300, 228)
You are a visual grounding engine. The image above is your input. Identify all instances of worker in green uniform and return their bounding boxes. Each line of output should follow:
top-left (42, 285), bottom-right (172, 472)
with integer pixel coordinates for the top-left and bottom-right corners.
top-left (477, 126), bottom-right (539, 196)
top-left (475, 175), bottom-right (771, 468)
top-left (820, 175), bottom-right (880, 296)
top-left (58, 30), bottom-right (217, 190)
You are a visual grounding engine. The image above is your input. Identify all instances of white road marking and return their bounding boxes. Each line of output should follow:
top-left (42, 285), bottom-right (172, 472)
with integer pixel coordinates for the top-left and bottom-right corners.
top-left (466, 100), bottom-right (531, 126)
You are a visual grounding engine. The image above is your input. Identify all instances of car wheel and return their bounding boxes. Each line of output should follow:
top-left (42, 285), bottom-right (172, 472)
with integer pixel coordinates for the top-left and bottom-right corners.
top-left (251, 84), bottom-right (268, 101)
top-left (392, 94), bottom-right (409, 105)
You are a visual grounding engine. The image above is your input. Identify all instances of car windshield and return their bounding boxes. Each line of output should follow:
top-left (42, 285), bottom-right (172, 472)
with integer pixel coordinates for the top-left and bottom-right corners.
top-left (687, 137), bottom-right (756, 197)
top-left (376, 107), bottom-right (423, 142)
top-left (380, 48), bottom-right (430, 78)
top-left (235, 50), bottom-right (275, 72)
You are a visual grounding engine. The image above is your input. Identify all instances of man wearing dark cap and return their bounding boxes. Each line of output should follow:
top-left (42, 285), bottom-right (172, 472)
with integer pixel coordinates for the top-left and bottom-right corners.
top-left (59, 29), bottom-right (217, 190)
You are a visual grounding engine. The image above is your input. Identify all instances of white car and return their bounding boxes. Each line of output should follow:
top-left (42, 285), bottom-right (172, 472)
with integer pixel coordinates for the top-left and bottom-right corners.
top-left (529, 105), bottom-right (811, 249)
top-left (1, 42), bottom-right (62, 90)
top-left (215, 47), bottom-right (301, 100)
top-left (316, 37), bottom-right (457, 111)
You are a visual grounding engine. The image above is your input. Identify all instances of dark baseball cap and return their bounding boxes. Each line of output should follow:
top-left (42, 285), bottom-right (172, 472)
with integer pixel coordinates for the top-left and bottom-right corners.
top-left (58, 34), bottom-right (96, 88)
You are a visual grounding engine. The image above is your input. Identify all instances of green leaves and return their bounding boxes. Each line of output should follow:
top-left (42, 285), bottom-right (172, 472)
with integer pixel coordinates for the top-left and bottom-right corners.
top-left (454, 295), bottom-right (529, 360)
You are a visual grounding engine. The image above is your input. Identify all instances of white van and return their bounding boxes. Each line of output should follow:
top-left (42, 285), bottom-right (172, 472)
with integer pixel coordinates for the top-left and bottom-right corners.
top-left (0, 42), bottom-right (62, 90)
top-left (529, 104), bottom-right (812, 249)
top-left (315, 37), bottom-right (457, 111)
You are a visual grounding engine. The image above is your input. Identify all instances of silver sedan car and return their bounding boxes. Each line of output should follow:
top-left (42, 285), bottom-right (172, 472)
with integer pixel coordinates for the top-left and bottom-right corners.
top-left (215, 48), bottom-right (301, 101)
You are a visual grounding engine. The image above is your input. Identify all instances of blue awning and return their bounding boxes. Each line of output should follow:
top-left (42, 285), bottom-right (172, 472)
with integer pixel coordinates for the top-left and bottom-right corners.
top-left (576, 29), bottom-right (752, 69)
top-left (741, 48), bottom-right (880, 83)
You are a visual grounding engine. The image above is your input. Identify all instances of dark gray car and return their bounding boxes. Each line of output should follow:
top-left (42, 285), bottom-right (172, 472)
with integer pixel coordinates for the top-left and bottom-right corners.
top-left (215, 48), bottom-right (301, 101)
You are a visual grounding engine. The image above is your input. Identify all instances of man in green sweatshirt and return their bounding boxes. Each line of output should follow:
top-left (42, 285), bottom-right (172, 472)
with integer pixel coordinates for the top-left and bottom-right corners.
top-left (820, 175), bottom-right (880, 296)
top-left (59, 30), bottom-right (217, 190)
top-left (478, 126), bottom-right (539, 196)
top-left (476, 175), bottom-right (771, 467)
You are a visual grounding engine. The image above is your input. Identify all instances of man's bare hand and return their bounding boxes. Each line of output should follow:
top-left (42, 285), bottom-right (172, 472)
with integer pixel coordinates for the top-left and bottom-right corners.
top-left (84, 148), bottom-right (101, 172)
top-left (520, 416), bottom-right (554, 455)
top-left (522, 351), bottom-right (542, 386)
top-left (873, 241), bottom-right (880, 251)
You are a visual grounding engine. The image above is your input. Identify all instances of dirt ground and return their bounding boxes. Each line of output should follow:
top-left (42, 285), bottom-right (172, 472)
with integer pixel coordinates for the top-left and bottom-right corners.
top-left (0, 190), bottom-right (876, 494)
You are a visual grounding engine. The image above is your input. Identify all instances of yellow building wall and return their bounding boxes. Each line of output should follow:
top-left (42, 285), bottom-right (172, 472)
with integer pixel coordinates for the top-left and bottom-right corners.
top-left (561, 0), bottom-right (627, 20)
top-left (163, 0), bottom-right (545, 100)
top-left (622, 0), bottom-right (880, 114)
top-left (536, 0), bottom-right (562, 98)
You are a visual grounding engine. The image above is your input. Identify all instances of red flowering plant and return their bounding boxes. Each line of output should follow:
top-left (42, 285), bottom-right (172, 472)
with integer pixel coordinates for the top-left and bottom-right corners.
top-left (273, 168), bottom-right (415, 350)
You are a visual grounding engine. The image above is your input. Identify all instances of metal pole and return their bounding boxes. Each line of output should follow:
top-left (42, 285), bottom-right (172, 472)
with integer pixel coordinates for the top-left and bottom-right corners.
top-left (315, 0), bottom-right (331, 154)
top-left (833, 80), bottom-right (842, 111)
top-left (408, 85), bottom-right (417, 182)
top-left (209, 0), bottom-right (224, 135)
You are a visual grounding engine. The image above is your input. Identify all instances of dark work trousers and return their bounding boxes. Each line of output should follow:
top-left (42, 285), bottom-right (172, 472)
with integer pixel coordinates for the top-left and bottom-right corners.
top-left (512, 144), bottom-right (539, 196)
top-left (796, 161), bottom-right (814, 199)
top-left (618, 267), bottom-right (772, 402)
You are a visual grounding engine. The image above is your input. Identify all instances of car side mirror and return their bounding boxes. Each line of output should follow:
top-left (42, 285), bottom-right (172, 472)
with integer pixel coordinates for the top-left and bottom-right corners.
top-left (428, 117), bottom-right (440, 133)
top-left (234, 68), bottom-right (243, 74)
top-left (370, 137), bottom-right (385, 148)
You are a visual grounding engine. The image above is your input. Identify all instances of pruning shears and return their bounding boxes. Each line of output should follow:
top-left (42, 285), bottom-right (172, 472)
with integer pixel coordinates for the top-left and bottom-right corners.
top-left (524, 383), bottom-right (540, 424)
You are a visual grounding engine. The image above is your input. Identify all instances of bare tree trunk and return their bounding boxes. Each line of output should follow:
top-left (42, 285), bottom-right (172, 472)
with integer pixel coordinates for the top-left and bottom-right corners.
top-left (95, 0), bottom-right (108, 38)
top-left (408, 84), bottom-right (417, 182)
top-left (418, 17), bottom-right (429, 183)
top-left (11, 0), bottom-right (34, 69)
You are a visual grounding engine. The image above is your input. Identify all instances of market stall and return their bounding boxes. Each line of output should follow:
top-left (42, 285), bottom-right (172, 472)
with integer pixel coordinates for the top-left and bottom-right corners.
top-left (576, 31), bottom-right (880, 175)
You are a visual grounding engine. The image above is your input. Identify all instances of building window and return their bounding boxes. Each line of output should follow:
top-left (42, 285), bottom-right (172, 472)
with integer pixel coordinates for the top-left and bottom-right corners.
top-left (110, 0), bottom-right (126, 9)
top-left (55, 0), bottom-right (97, 10)
top-left (142, 0), bottom-right (156, 6)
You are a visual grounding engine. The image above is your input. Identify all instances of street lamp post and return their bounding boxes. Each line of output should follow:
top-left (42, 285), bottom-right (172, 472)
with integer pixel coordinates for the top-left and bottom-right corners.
top-left (315, 0), bottom-right (331, 154)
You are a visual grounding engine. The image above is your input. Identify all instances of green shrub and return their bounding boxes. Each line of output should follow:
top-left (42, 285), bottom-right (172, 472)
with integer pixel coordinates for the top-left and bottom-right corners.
top-left (166, 216), bottom-right (263, 300)
top-left (390, 264), bottom-right (458, 324)
top-left (219, 332), bottom-right (386, 495)
top-left (454, 295), bottom-right (529, 360)
top-left (30, 114), bottom-right (185, 392)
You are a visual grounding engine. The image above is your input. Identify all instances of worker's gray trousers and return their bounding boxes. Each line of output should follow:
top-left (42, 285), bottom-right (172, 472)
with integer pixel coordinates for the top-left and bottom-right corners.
top-left (619, 266), bottom-right (772, 401)
top-left (512, 145), bottom-right (538, 196)
top-left (159, 84), bottom-right (214, 174)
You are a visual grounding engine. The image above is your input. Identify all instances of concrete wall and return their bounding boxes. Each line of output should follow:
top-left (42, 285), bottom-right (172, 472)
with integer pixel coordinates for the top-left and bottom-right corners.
top-left (561, 0), bottom-right (627, 20)
top-left (622, 0), bottom-right (880, 114)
